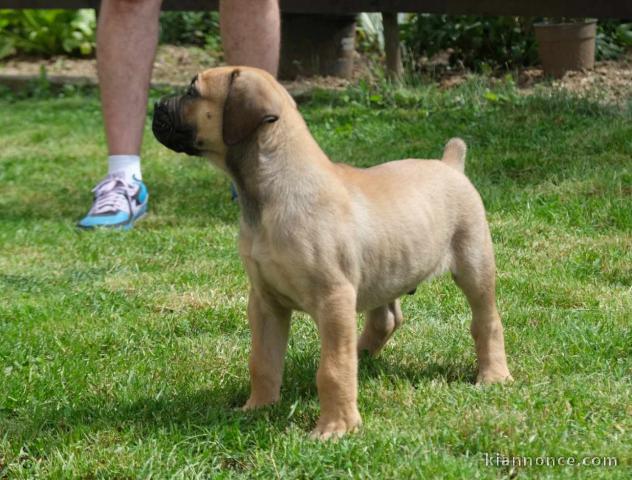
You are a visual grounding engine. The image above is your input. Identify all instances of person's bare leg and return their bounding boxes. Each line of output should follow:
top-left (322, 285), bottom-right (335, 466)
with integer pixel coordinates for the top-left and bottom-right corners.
top-left (97, 0), bottom-right (162, 155)
top-left (77, 0), bottom-right (159, 229)
top-left (219, 0), bottom-right (280, 76)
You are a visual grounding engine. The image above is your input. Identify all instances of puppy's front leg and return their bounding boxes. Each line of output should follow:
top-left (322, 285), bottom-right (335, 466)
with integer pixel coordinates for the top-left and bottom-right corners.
top-left (242, 289), bottom-right (291, 410)
top-left (310, 284), bottom-right (362, 440)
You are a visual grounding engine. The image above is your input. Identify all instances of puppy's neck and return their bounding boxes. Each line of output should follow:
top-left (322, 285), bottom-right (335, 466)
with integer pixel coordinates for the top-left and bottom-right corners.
top-left (226, 141), bottom-right (265, 227)
top-left (226, 121), bottom-right (333, 228)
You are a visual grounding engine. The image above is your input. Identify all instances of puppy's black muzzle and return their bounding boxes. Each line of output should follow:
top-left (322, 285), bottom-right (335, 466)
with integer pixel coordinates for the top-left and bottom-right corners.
top-left (152, 95), bottom-right (201, 156)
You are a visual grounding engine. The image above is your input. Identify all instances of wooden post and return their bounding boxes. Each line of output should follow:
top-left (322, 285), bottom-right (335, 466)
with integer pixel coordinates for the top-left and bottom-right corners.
top-left (382, 12), bottom-right (402, 80)
top-left (280, 14), bottom-right (356, 80)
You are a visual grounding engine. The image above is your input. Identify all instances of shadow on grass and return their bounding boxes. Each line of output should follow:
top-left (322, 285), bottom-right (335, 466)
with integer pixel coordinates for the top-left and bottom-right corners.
top-left (0, 273), bottom-right (54, 293)
top-left (147, 171), bottom-right (239, 226)
top-left (9, 351), bottom-right (475, 451)
top-left (359, 354), bottom-right (476, 385)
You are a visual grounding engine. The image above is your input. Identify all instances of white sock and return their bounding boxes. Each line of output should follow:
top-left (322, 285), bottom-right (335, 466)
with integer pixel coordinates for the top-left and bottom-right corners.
top-left (108, 155), bottom-right (142, 181)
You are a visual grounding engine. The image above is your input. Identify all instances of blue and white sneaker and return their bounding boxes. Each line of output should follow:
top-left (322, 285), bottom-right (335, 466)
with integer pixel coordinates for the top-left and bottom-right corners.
top-left (77, 173), bottom-right (148, 230)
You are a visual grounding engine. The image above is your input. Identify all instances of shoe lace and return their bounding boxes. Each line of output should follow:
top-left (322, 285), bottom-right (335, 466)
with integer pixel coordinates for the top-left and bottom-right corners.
top-left (89, 173), bottom-right (139, 215)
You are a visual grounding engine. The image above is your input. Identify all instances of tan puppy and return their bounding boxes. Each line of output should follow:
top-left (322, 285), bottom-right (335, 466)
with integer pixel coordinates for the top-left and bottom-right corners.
top-left (153, 67), bottom-right (512, 440)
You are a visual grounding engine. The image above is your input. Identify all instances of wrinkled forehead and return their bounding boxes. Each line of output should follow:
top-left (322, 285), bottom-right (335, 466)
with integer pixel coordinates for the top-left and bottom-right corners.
top-left (193, 66), bottom-right (297, 110)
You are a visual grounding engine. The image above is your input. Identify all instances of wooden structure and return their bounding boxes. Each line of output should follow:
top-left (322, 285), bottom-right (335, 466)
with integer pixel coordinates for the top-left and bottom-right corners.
top-left (3, 1), bottom-right (631, 17)
top-left (2, 1), bottom-right (630, 79)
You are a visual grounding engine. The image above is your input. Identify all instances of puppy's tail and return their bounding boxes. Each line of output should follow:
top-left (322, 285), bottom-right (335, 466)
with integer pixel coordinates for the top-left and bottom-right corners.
top-left (442, 138), bottom-right (467, 174)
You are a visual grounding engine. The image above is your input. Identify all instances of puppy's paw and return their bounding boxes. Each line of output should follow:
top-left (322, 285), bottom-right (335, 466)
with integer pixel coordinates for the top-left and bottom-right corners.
top-left (356, 337), bottom-right (382, 357)
top-left (476, 370), bottom-right (514, 385)
top-left (241, 395), bottom-right (279, 411)
top-left (357, 345), bottom-right (377, 358)
top-left (309, 410), bottom-right (362, 441)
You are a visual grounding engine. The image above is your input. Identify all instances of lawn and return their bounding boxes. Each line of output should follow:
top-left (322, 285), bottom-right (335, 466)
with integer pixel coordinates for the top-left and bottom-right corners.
top-left (0, 78), bottom-right (630, 478)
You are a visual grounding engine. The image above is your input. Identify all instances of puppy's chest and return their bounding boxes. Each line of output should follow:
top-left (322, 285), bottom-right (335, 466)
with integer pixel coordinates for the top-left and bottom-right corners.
top-left (245, 236), bottom-right (309, 310)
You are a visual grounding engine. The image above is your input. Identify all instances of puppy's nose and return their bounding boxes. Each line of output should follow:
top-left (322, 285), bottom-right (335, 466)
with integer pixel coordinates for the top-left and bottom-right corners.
top-left (152, 98), bottom-right (200, 156)
top-left (152, 101), bottom-right (175, 139)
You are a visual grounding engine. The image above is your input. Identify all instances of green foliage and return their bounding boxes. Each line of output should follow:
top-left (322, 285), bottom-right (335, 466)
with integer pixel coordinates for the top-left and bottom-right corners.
top-left (618, 23), bottom-right (632, 46)
top-left (356, 13), bottom-right (384, 53)
top-left (401, 15), bottom-right (632, 71)
top-left (159, 11), bottom-right (221, 52)
top-left (401, 15), bottom-right (538, 71)
top-left (308, 74), bottom-right (523, 113)
top-left (596, 21), bottom-right (632, 60)
top-left (0, 9), bottom-right (95, 60)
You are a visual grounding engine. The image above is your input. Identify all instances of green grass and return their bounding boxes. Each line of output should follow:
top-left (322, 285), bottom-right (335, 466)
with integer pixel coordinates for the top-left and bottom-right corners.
top-left (1, 79), bottom-right (631, 479)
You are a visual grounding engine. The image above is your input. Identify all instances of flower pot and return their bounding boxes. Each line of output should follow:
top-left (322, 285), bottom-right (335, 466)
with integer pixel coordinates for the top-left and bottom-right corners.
top-left (534, 20), bottom-right (597, 78)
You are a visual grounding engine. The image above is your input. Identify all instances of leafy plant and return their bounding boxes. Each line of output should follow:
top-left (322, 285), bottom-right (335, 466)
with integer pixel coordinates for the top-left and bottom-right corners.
top-left (400, 14), bottom-right (538, 71)
top-left (617, 23), bottom-right (632, 46)
top-left (356, 13), bottom-right (384, 53)
top-left (159, 12), bottom-right (221, 52)
top-left (596, 21), bottom-right (632, 60)
top-left (0, 9), bottom-right (95, 60)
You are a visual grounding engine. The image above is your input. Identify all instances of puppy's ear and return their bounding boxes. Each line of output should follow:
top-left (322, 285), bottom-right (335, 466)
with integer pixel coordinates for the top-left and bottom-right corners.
top-left (222, 69), bottom-right (281, 146)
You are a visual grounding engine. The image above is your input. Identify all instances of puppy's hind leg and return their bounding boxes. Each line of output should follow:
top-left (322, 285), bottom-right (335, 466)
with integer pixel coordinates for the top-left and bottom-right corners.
top-left (358, 300), bottom-right (403, 356)
top-left (451, 227), bottom-right (512, 385)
